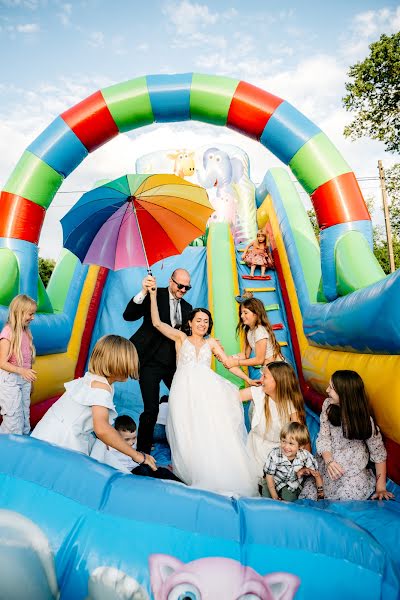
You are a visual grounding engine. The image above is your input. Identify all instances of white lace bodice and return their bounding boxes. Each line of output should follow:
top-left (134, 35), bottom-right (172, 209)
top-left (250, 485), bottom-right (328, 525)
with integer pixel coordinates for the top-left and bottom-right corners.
top-left (177, 338), bottom-right (212, 368)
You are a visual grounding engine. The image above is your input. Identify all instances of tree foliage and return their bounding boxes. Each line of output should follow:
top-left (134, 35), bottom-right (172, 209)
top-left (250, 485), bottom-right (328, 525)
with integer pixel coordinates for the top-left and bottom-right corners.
top-left (343, 32), bottom-right (400, 153)
top-left (39, 258), bottom-right (55, 287)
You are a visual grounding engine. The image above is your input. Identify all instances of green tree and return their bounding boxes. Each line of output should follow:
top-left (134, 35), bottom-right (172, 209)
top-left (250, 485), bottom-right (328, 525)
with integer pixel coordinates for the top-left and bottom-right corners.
top-left (39, 257), bottom-right (56, 287)
top-left (343, 32), bottom-right (400, 153)
top-left (386, 163), bottom-right (400, 236)
top-left (307, 207), bottom-right (319, 238)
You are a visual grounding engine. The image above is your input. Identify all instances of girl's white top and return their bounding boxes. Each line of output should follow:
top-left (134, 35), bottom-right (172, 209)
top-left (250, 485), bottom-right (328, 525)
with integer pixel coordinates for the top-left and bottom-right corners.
top-left (31, 372), bottom-right (117, 455)
top-left (247, 385), bottom-right (295, 478)
top-left (247, 325), bottom-right (275, 362)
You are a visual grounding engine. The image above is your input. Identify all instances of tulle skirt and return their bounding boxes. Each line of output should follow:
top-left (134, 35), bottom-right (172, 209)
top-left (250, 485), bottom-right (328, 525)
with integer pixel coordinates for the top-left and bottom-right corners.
top-left (167, 363), bottom-right (259, 497)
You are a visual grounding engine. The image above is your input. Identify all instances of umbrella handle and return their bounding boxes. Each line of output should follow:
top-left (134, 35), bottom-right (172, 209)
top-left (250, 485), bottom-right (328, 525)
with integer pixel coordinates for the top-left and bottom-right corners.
top-left (147, 268), bottom-right (156, 291)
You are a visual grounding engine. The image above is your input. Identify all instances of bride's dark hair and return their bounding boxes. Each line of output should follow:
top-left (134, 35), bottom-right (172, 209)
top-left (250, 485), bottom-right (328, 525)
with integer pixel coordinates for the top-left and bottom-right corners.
top-left (182, 308), bottom-right (213, 336)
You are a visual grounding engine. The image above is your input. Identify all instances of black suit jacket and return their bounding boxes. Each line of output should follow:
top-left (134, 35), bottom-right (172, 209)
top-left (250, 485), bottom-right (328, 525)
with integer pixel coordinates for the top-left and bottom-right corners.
top-left (123, 287), bottom-right (192, 369)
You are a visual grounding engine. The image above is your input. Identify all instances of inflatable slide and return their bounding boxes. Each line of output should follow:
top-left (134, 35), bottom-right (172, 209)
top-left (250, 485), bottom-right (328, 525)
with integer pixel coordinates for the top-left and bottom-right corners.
top-left (1, 73), bottom-right (400, 598)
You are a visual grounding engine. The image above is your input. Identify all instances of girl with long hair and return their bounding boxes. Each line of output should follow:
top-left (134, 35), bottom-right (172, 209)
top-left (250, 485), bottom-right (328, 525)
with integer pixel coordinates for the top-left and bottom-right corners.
top-left (301, 370), bottom-right (394, 501)
top-left (0, 294), bottom-right (37, 434)
top-left (224, 297), bottom-right (283, 376)
top-left (239, 361), bottom-right (305, 481)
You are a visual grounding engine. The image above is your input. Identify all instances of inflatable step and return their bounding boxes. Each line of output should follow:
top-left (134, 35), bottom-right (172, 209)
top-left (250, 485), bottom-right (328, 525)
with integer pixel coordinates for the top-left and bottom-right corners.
top-left (244, 287), bottom-right (276, 293)
top-left (265, 303), bottom-right (279, 311)
top-left (242, 275), bottom-right (271, 281)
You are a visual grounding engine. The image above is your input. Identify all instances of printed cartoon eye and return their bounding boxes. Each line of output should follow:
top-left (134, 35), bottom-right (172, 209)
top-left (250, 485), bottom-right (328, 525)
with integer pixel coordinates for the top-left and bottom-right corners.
top-left (167, 583), bottom-right (201, 600)
top-left (208, 154), bottom-right (214, 160)
top-left (237, 594), bottom-right (262, 600)
top-left (216, 156), bottom-right (221, 161)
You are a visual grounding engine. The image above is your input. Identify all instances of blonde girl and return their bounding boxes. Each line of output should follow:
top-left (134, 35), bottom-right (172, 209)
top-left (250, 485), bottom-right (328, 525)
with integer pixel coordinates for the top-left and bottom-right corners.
top-left (31, 335), bottom-right (156, 471)
top-left (224, 297), bottom-right (284, 375)
top-left (0, 294), bottom-right (37, 434)
top-left (242, 229), bottom-right (274, 278)
top-left (239, 361), bottom-right (305, 480)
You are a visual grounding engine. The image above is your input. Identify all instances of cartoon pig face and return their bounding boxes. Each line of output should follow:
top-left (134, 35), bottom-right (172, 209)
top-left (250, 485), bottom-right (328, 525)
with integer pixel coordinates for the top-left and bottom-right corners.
top-left (149, 554), bottom-right (300, 600)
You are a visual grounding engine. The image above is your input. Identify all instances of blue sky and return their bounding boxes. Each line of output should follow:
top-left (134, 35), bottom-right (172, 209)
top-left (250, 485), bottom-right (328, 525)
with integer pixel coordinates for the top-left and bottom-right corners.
top-left (1, 0), bottom-right (399, 257)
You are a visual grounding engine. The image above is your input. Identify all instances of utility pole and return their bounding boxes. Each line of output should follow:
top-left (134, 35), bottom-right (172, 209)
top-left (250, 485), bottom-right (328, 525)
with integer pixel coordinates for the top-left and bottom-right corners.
top-left (378, 160), bottom-right (395, 273)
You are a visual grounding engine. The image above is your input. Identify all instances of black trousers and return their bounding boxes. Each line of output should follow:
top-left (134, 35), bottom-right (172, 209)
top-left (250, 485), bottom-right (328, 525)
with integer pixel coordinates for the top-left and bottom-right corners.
top-left (137, 363), bottom-right (174, 454)
top-left (132, 464), bottom-right (183, 483)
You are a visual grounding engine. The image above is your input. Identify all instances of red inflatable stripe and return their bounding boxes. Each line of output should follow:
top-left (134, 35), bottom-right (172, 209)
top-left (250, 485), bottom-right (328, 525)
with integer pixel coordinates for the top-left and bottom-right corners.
top-left (61, 90), bottom-right (119, 152)
top-left (311, 172), bottom-right (371, 229)
top-left (0, 191), bottom-right (45, 244)
top-left (227, 81), bottom-right (283, 139)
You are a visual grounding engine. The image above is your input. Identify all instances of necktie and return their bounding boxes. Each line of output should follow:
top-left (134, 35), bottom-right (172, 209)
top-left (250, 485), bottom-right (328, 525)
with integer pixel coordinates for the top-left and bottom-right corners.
top-left (173, 299), bottom-right (181, 327)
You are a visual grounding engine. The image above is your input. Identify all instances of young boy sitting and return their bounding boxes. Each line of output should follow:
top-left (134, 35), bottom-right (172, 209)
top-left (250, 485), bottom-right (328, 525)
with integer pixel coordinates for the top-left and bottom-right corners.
top-left (262, 422), bottom-right (324, 501)
top-left (91, 415), bottom-right (182, 482)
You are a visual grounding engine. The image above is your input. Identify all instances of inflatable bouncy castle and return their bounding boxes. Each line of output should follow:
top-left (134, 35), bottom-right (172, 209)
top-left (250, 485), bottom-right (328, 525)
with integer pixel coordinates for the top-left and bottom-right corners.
top-left (1, 73), bottom-right (400, 599)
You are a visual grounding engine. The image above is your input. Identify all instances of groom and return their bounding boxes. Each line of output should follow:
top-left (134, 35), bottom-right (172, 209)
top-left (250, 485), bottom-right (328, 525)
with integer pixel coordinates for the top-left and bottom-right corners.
top-left (123, 269), bottom-right (193, 454)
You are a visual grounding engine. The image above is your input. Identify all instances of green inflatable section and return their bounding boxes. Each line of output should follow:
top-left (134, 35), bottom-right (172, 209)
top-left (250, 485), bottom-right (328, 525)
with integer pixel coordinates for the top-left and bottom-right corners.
top-left (190, 74), bottom-right (239, 125)
top-left (102, 77), bottom-right (154, 132)
top-left (0, 249), bottom-right (19, 305)
top-left (335, 231), bottom-right (385, 295)
top-left (46, 250), bottom-right (79, 313)
top-left (37, 276), bottom-right (53, 313)
top-left (207, 223), bottom-right (242, 385)
top-left (3, 150), bottom-right (64, 209)
top-left (289, 133), bottom-right (352, 195)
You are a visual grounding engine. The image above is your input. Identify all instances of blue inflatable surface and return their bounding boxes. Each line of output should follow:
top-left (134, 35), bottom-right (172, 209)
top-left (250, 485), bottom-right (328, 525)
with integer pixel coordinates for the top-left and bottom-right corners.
top-left (0, 435), bottom-right (399, 599)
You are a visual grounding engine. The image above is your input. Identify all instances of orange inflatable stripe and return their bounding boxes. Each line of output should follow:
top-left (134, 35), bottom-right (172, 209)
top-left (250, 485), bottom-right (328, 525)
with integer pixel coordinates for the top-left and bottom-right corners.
top-left (311, 172), bottom-right (371, 229)
top-left (0, 191), bottom-right (45, 244)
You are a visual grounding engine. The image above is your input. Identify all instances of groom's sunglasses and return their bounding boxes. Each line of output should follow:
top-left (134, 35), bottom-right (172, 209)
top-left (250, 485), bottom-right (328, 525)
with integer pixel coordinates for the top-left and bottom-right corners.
top-left (171, 278), bottom-right (192, 291)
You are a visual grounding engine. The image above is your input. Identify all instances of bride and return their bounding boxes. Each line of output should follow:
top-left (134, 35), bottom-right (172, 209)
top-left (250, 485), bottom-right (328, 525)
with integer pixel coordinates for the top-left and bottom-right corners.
top-left (148, 283), bottom-right (258, 497)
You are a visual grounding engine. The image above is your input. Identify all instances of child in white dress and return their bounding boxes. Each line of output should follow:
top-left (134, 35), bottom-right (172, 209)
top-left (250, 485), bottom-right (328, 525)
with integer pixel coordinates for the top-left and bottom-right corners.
top-left (0, 294), bottom-right (37, 435)
top-left (31, 335), bottom-right (156, 471)
top-left (239, 362), bottom-right (305, 482)
top-left (224, 297), bottom-right (283, 377)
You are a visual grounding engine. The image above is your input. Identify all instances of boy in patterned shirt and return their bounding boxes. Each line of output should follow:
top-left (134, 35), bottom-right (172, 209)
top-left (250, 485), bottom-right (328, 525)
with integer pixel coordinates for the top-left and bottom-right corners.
top-left (263, 422), bottom-right (324, 501)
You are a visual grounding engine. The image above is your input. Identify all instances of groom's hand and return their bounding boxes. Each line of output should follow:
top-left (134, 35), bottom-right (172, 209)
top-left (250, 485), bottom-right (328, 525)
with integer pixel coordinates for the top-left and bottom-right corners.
top-left (142, 275), bottom-right (156, 293)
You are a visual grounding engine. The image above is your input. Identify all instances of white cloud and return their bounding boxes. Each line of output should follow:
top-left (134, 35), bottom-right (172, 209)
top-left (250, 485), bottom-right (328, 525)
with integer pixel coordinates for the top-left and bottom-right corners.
top-left (162, 0), bottom-right (227, 49)
top-left (57, 3), bottom-right (72, 27)
top-left (341, 6), bottom-right (400, 61)
top-left (164, 0), bottom-right (219, 34)
top-left (87, 31), bottom-right (104, 48)
top-left (15, 22), bottom-right (39, 32)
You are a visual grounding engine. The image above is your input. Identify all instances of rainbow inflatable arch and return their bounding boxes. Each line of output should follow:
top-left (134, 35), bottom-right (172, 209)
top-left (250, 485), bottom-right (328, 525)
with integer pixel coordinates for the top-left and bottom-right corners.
top-left (1, 73), bottom-right (400, 599)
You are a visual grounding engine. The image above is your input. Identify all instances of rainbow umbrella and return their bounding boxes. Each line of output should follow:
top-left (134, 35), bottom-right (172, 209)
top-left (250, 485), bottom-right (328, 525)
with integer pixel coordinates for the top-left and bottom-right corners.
top-left (61, 174), bottom-right (213, 272)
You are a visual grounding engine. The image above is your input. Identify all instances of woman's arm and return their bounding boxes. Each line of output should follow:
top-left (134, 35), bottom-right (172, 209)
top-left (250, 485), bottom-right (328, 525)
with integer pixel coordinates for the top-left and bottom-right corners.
top-left (0, 338), bottom-right (36, 382)
top-left (92, 405), bottom-right (157, 470)
top-left (371, 461), bottom-right (395, 500)
top-left (208, 338), bottom-right (253, 385)
top-left (149, 288), bottom-right (185, 343)
top-left (317, 401), bottom-right (344, 480)
top-left (239, 387), bottom-right (254, 403)
top-left (224, 338), bottom-right (267, 369)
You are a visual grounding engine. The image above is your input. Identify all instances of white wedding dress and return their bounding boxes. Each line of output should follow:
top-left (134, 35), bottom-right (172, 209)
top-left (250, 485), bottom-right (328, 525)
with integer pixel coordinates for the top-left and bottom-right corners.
top-left (167, 338), bottom-right (258, 497)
